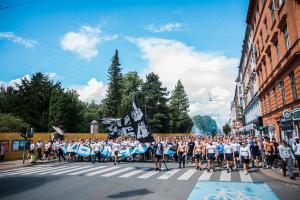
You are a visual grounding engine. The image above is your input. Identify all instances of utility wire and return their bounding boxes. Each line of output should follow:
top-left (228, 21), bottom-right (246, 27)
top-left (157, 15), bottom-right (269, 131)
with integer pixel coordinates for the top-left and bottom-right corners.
top-left (0, 0), bottom-right (41, 10)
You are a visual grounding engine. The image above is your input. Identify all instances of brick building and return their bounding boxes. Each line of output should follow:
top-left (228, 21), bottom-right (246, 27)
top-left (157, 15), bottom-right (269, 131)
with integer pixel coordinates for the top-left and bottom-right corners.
top-left (245, 0), bottom-right (300, 141)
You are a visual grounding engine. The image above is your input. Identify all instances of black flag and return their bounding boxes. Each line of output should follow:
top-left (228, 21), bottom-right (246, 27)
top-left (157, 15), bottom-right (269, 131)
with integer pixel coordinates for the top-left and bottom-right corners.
top-left (102, 93), bottom-right (154, 142)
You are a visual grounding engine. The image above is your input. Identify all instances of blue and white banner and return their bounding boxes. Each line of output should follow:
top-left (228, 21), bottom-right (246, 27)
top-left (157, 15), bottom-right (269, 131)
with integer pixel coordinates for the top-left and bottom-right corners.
top-left (131, 144), bottom-right (148, 155)
top-left (119, 147), bottom-right (133, 157)
top-left (77, 144), bottom-right (92, 157)
top-left (101, 145), bottom-right (112, 157)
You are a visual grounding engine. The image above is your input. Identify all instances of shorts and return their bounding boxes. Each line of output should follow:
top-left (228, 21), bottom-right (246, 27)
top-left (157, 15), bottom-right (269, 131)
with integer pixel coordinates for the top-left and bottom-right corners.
top-left (155, 155), bottom-right (162, 160)
top-left (208, 153), bottom-right (215, 161)
top-left (45, 150), bottom-right (50, 155)
top-left (225, 153), bottom-right (233, 161)
top-left (194, 153), bottom-right (203, 161)
top-left (218, 153), bottom-right (224, 161)
top-left (234, 151), bottom-right (239, 158)
top-left (187, 151), bottom-right (193, 157)
top-left (241, 156), bottom-right (250, 164)
top-left (114, 151), bottom-right (119, 156)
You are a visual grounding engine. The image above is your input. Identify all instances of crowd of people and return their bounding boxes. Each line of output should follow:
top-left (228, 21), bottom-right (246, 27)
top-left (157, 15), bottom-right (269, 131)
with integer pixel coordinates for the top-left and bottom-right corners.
top-left (28, 134), bottom-right (300, 180)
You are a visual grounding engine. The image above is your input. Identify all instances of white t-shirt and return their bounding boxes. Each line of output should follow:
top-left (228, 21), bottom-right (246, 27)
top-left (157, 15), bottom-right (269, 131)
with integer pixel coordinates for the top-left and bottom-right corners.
top-left (155, 143), bottom-right (162, 155)
top-left (293, 143), bottom-right (300, 156)
top-left (224, 144), bottom-right (233, 154)
top-left (113, 143), bottom-right (120, 152)
top-left (30, 143), bottom-right (35, 151)
top-left (206, 144), bottom-right (216, 154)
top-left (37, 142), bottom-right (43, 149)
top-left (231, 143), bottom-right (240, 152)
top-left (239, 146), bottom-right (251, 157)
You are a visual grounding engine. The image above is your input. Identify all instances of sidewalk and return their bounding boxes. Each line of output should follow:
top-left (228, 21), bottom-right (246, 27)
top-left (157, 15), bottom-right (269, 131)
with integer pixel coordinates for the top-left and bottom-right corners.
top-left (259, 167), bottom-right (300, 186)
top-left (0, 159), bottom-right (58, 171)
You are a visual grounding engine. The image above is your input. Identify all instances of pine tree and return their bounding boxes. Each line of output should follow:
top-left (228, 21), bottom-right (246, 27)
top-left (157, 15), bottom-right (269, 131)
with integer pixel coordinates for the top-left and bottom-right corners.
top-left (104, 49), bottom-right (123, 117)
top-left (169, 79), bottom-right (193, 133)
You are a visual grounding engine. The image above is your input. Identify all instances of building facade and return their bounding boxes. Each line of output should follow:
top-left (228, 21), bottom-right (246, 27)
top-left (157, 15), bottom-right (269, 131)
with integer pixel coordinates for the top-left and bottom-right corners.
top-left (245, 0), bottom-right (300, 141)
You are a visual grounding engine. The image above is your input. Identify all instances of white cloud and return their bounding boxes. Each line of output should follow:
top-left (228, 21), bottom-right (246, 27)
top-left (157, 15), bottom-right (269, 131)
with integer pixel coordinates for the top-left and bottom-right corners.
top-left (73, 78), bottom-right (106, 103)
top-left (60, 25), bottom-right (117, 60)
top-left (0, 32), bottom-right (37, 48)
top-left (127, 37), bottom-right (238, 126)
top-left (145, 23), bottom-right (183, 33)
top-left (0, 74), bottom-right (30, 88)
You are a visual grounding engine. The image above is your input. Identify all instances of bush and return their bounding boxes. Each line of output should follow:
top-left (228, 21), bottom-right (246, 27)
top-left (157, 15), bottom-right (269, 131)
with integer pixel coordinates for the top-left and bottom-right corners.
top-left (0, 113), bottom-right (29, 132)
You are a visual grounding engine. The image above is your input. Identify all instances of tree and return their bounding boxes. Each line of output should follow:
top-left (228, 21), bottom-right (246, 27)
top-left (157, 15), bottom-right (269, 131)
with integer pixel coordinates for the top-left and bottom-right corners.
top-left (14, 72), bottom-right (61, 131)
top-left (222, 123), bottom-right (231, 135)
top-left (119, 71), bottom-right (143, 116)
top-left (0, 113), bottom-right (29, 132)
top-left (104, 50), bottom-right (123, 117)
top-left (192, 115), bottom-right (218, 135)
top-left (169, 79), bottom-right (193, 133)
top-left (141, 72), bottom-right (170, 133)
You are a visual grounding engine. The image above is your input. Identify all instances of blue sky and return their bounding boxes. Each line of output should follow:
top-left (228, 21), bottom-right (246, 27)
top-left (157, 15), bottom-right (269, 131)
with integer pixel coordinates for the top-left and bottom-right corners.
top-left (0, 0), bottom-right (249, 125)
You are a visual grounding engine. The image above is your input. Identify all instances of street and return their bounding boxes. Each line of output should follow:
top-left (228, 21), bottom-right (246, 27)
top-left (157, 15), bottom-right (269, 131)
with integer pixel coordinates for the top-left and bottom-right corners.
top-left (0, 162), bottom-right (299, 200)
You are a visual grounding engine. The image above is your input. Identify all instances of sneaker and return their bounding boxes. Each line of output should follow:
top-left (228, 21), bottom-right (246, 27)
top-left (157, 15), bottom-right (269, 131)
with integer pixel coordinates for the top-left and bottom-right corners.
top-left (271, 167), bottom-right (275, 170)
top-left (210, 169), bottom-right (213, 173)
top-left (227, 169), bottom-right (230, 173)
top-left (290, 176), bottom-right (296, 180)
top-left (155, 168), bottom-right (158, 171)
top-left (245, 171), bottom-right (249, 175)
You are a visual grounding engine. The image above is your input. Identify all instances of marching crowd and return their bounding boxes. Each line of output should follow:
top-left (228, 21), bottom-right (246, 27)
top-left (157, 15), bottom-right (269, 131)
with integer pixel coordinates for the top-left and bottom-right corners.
top-left (28, 134), bottom-right (300, 180)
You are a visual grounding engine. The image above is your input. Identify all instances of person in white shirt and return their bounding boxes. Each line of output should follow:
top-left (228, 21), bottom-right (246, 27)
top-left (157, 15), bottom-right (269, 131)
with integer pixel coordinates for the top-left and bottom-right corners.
top-left (206, 140), bottom-right (217, 172)
top-left (154, 139), bottom-right (163, 171)
top-left (112, 140), bottom-right (120, 165)
top-left (279, 140), bottom-right (296, 179)
top-left (36, 139), bottom-right (43, 160)
top-left (231, 140), bottom-right (241, 169)
top-left (293, 137), bottom-right (300, 172)
top-left (224, 140), bottom-right (234, 173)
top-left (43, 140), bottom-right (51, 160)
top-left (239, 141), bottom-right (252, 175)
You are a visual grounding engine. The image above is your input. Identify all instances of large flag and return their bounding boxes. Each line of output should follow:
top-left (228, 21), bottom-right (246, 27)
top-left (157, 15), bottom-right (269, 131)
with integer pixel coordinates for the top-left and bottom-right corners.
top-left (102, 93), bottom-right (154, 142)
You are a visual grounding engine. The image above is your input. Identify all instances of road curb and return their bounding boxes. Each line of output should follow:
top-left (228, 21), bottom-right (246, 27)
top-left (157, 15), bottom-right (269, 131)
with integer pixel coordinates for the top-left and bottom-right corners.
top-left (259, 168), bottom-right (300, 186)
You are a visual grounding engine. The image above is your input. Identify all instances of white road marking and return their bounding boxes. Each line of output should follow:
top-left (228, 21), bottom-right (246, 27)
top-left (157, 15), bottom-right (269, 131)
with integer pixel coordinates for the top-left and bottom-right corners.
top-left (157, 169), bottom-right (181, 180)
top-left (2, 167), bottom-right (49, 176)
top-left (67, 166), bottom-right (107, 175)
top-left (85, 166), bottom-right (121, 176)
top-left (38, 166), bottom-right (79, 175)
top-left (177, 169), bottom-right (197, 180)
top-left (119, 168), bottom-right (150, 178)
top-left (239, 170), bottom-right (253, 182)
top-left (138, 170), bottom-right (159, 179)
top-left (52, 166), bottom-right (92, 175)
top-left (198, 170), bottom-right (212, 181)
top-left (21, 166), bottom-right (68, 175)
top-left (101, 167), bottom-right (133, 177)
top-left (219, 170), bottom-right (231, 181)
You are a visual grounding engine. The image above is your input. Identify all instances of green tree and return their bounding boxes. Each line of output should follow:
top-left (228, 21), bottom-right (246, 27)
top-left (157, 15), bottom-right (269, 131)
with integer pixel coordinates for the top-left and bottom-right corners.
top-left (192, 115), bottom-right (218, 135)
top-left (222, 123), bottom-right (231, 135)
top-left (119, 71), bottom-right (143, 116)
top-left (141, 72), bottom-right (170, 133)
top-left (104, 50), bottom-right (123, 117)
top-left (81, 100), bottom-right (104, 132)
top-left (169, 79), bottom-right (193, 133)
top-left (15, 72), bottom-right (61, 131)
top-left (0, 113), bottom-right (29, 132)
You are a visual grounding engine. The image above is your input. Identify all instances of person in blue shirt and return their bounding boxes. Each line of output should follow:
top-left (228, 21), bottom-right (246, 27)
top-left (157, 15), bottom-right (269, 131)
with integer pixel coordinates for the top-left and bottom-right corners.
top-left (217, 141), bottom-right (225, 168)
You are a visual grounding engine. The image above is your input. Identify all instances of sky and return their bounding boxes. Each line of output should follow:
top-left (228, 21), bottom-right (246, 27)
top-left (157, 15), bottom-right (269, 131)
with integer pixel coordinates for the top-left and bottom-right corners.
top-left (0, 0), bottom-right (249, 127)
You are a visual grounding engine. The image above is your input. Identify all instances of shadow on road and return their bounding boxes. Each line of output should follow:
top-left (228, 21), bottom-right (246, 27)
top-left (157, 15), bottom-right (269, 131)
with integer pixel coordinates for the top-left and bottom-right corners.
top-left (0, 176), bottom-right (62, 198)
top-left (107, 188), bottom-right (154, 198)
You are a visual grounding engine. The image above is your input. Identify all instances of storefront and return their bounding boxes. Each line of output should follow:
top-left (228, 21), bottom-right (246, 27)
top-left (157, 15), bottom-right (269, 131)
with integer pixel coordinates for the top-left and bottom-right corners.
top-left (292, 108), bottom-right (300, 138)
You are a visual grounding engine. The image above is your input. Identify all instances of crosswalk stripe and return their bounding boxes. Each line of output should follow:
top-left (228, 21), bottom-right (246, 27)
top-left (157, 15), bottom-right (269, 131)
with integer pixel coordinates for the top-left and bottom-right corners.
top-left (101, 167), bottom-right (133, 177)
top-left (198, 170), bottom-right (212, 181)
top-left (177, 169), bottom-right (196, 180)
top-left (38, 166), bottom-right (79, 175)
top-left (21, 166), bottom-right (68, 175)
top-left (219, 170), bottom-right (231, 181)
top-left (52, 166), bottom-right (92, 175)
top-left (158, 169), bottom-right (181, 180)
top-left (119, 168), bottom-right (150, 178)
top-left (67, 166), bottom-right (107, 175)
top-left (0, 166), bottom-right (44, 174)
top-left (85, 166), bottom-right (121, 176)
top-left (2, 167), bottom-right (49, 176)
top-left (137, 170), bottom-right (159, 179)
top-left (239, 171), bottom-right (253, 182)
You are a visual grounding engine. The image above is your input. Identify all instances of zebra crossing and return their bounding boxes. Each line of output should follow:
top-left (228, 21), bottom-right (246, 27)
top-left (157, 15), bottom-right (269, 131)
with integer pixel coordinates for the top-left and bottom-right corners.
top-left (0, 164), bottom-right (255, 182)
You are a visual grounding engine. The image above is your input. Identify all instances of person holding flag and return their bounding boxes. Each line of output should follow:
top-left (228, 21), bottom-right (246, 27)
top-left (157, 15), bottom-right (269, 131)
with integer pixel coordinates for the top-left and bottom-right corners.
top-left (153, 139), bottom-right (163, 171)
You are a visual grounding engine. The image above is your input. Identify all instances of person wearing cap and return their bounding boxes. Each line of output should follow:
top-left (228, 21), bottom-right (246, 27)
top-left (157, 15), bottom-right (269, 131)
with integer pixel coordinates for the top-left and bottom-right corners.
top-left (278, 140), bottom-right (295, 180)
top-left (293, 137), bottom-right (300, 172)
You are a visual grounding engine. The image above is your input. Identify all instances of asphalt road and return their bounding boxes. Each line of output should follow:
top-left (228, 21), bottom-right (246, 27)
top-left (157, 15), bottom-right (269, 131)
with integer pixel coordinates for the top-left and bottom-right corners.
top-left (0, 161), bottom-right (299, 200)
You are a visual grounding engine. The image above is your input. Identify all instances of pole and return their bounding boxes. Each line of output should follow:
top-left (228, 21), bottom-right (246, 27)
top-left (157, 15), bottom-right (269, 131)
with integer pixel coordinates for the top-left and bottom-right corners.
top-left (22, 132), bottom-right (27, 164)
top-left (259, 130), bottom-right (265, 168)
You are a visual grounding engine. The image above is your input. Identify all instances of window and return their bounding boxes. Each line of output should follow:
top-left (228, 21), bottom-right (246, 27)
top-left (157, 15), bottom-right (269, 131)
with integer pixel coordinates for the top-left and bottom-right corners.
top-left (240, 97), bottom-right (243, 105)
top-left (268, 92), bottom-right (272, 112)
top-left (279, 0), bottom-right (284, 8)
top-left (273, 86), bottom-right (278, 109)
top-left (270, 0), bottom-right (275, 23)
top-left (263, 97), bottom-right (267, 114)
top-left (275, 41), bottom-right (281, 62)
top-left (263, 59), bottom-right (268, 77)
top-left (239, 86), bottom-right (242, 94)
top-left (264, 18), bottom-right (268, 34)
top-left (290, 71), bottom-right (298, 100)
top-left (279, 80), bottom-right (286, 105)
top-left (268, 51), bottom-right (273, 71)
top-left (283, 25), bottom-right (291, 51)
